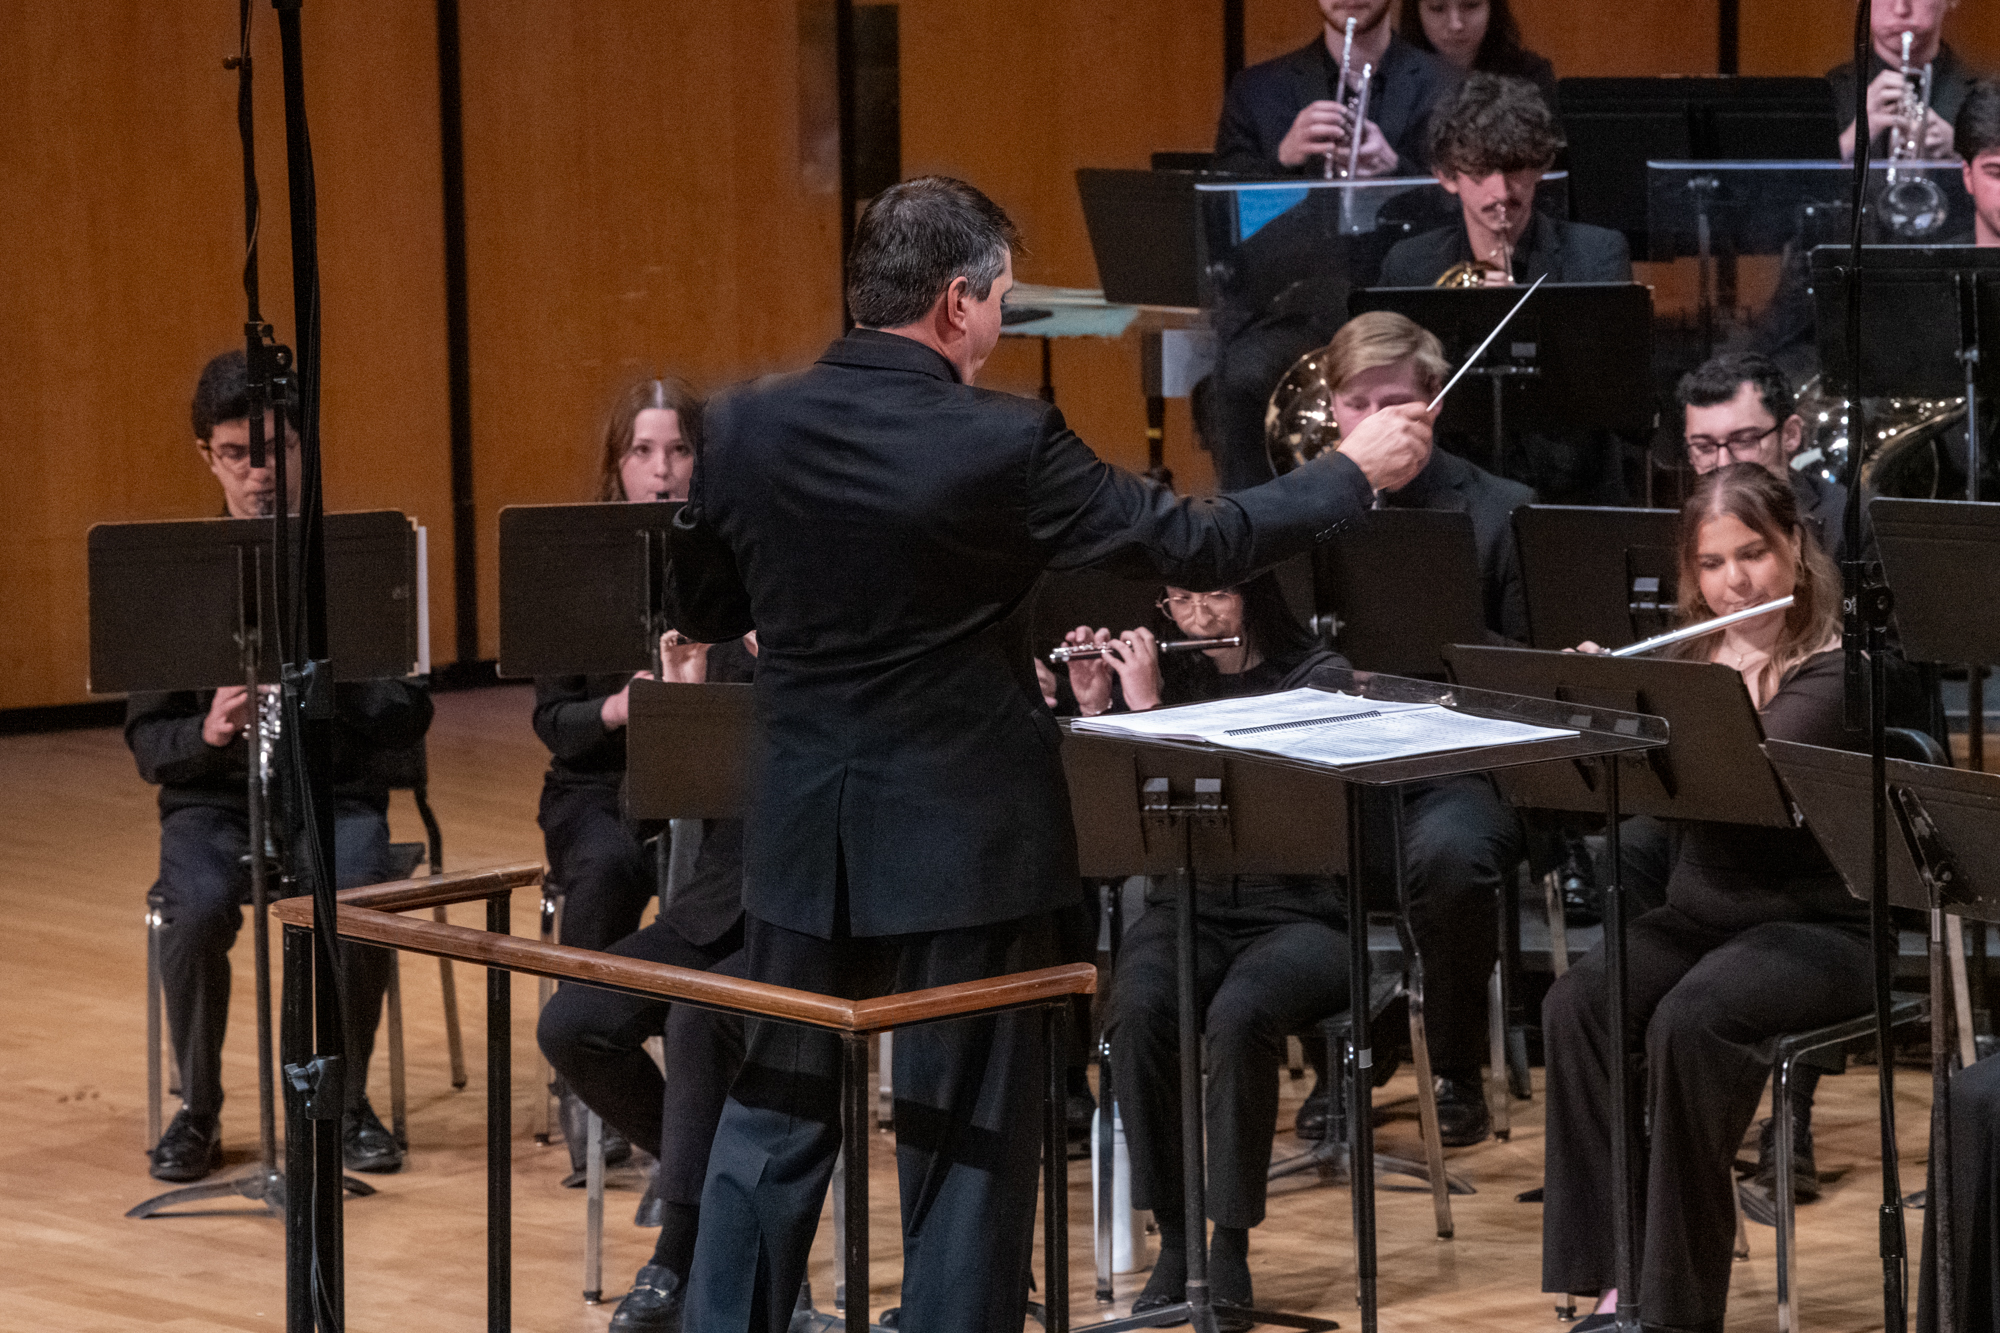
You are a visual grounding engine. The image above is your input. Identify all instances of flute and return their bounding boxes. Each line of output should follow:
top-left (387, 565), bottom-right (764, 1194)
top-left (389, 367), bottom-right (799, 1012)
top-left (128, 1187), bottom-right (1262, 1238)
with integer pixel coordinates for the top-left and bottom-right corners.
top-left (1048, 635), bottom-right (1242, 664)
top-left (1609, 596), bottom-right (1794, 658)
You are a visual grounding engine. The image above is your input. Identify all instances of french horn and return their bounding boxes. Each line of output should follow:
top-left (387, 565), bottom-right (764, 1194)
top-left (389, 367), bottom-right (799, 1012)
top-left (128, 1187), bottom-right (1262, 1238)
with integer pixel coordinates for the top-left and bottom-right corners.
top-left (1265, 346), bottom-right (1342, 474)
top-left (1792, 374), bottom-right (1965, 498)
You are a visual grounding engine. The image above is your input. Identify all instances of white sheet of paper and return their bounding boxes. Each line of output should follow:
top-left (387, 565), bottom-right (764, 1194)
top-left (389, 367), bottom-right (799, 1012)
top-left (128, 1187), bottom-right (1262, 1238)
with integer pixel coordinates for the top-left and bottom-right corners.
top-left (1069, 687), bottom-right (1421, 744)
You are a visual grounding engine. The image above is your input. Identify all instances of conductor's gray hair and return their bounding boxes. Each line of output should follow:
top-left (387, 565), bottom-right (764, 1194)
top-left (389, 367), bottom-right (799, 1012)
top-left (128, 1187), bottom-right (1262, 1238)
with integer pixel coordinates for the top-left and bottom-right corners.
top-left (846, 177), bottom-right (1022, 328)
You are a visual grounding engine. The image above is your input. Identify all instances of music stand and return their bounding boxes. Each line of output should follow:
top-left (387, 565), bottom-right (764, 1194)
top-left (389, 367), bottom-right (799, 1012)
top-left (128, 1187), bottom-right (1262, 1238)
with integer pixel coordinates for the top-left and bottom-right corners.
top-left (1873, 497), bottom-right (2000, 771)
top-left (1444, 645), bottom-right (1794, 1331)
top-left (89, 511), bottom-right (422, 1219)
top-left (496, 500), bottom-right (684, 679)
top-left (1314, 510), bottom-right (1485, 678)
top-left (1065, 669), bottom-right (1664, 1333)
top-left (1075, 168), bottom-right (1209, 310)
top-left (1557, 77), bottom-right (1840, 247)
top-left (1512, 506), bottom-right (1680, 651)
top-left (1765, 740), bottom-right (2000, 1332)
top-left (1349, 284), bottom-right (1654, 478)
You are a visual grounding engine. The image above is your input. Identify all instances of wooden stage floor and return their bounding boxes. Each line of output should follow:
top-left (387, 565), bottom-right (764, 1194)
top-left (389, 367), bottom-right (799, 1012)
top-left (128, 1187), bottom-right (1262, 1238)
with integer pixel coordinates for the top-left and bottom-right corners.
top-left (0, 685), bottom-right (1937, 1332)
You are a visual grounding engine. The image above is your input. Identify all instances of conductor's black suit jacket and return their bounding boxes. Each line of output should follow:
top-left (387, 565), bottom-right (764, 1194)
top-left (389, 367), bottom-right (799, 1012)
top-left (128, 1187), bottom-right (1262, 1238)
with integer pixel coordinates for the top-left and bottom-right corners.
top-left (676, 329), bottom-right (1376, 940)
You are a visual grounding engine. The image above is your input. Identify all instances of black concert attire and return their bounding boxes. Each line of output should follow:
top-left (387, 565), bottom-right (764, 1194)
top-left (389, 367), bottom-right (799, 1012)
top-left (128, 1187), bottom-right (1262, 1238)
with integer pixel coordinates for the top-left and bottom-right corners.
top-left (535, 639), bottom-right (756, 1211)
top-left (1828, 43), bottom-right (1983, 160)
top-left (673, 327), bottom-right (1382, 1333)
top-left (1919, 1052), bottom-right (2000, 1333)
top-left (1379, 211), bottom-right (1634, 503)
top-left (1542, 649), bottom-right (1871, 1328)
top-left (533, 673), bottom-right (654, 953)
top-left (1214, 32), bottom-right (1461, 178)
top-left (1359, 448), bottom-right (1533, 1087)
top-left (1109, 647), bottom-right (1351, 1235)
top-left (128, 680), bottom-right (433, 1123)
top-left (1483, 45), bottom-right (1558, 106)
top-left (1791, 467), bottom-right (1850, 564)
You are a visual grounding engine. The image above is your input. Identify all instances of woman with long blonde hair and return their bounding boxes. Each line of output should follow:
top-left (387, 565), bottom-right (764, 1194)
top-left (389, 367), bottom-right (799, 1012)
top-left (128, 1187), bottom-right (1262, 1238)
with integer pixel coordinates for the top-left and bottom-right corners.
top-left (1540, 464), bottom-right (1867, 1331)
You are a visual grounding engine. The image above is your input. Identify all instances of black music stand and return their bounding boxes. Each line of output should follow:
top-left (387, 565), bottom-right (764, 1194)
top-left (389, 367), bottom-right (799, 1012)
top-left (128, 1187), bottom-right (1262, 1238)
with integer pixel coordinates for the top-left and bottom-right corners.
top-left (89, 512), bottom-right (421, 1219)
top-left (1765, 740), bottom-right (2000, 1333)
top-left (1349, 284), bottom-right (1654, 478)
top-left (496, 500), bottom-right (684, 679)
top-left (1444, 646), bottom-right (1795, 1332)
top-left (1557, 77), bottom-right (1839, 247)
top-left (1065, 669), bottom-right (1664, 1333)
top-left (1873, 497), bottom-right (2000, 772)
top-left (1313, 509), bottom-right (1485, 677)
top-left (1513, 506), bottom-right (1680, 652)
top-left (1075, 168), bottom-right (1208, 309)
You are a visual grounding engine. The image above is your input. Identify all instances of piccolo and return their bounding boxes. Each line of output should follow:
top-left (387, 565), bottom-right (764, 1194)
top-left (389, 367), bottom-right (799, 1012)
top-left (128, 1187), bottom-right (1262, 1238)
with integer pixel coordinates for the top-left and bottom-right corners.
top-left (1048, 635), bottom-right (1243, 664)
top-left (1609, 596), bottom-right (1795, 658)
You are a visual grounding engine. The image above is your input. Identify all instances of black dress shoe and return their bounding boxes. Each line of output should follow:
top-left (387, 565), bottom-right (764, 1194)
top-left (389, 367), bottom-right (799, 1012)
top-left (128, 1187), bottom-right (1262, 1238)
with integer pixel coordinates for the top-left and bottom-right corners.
top-left (150, 1108), bottom-right (223, 1182)
top-left (342, 1099), bottom-right (405, 1173)
top-left (1131, 1248), bottom-right (1191, 1327)
top-left (609, 1264), bottom-right (685, 1333)
top-left (1432, 1075), bottom-right (1491, 1148)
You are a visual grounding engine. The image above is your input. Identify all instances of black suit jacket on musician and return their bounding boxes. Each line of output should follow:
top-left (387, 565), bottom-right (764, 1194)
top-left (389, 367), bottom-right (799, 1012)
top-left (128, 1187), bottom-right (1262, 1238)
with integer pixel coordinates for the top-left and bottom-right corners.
top-left (1380, 445), bottom-right (1535, 643)
top-left (1214, 34), bottom-right (1460, 178)
top-left (676, 328), bottom-right (1377, 939)
top-left (1376, 210), bottom-right (1632, 288)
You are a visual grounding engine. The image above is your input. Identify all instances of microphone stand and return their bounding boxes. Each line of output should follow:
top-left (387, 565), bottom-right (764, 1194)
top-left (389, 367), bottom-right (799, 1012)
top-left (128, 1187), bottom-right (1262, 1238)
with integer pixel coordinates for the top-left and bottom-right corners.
top-left (1840, 4), bottom-right (1910, 1330)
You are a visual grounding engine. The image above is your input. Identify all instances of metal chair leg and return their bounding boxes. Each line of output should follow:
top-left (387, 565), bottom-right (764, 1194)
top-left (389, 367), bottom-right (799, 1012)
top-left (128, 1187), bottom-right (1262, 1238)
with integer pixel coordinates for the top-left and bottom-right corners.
top-left (1486, 963), bottom-right (1511, 1142)
top-left (1775, 1058), bottom-right (1798, 1333)
top-left (1544, 870), bottom-right (1570, 978)
top-left (436, 905), bottom-right (468, 1090)
top-left (146, 896), bottom-right (164, 1149)
top-left (1405, 991), bottom-right (1457, 1239)
top-left (536, 887), bottom-right (561, 1144)
top-left (387, 955), bottom-right (409, 1148)
top-left (1732, 1165), bottom-right (1750, 1261)
top-left (878, 1032), bottom-right (894, 1130)
top-left (1287, 1034), bottom-right (1305, 1079)
top-left (584, 1110), bottom-right (605, 1303)
top-left (1948, 912), bottom-right (1978, 1069)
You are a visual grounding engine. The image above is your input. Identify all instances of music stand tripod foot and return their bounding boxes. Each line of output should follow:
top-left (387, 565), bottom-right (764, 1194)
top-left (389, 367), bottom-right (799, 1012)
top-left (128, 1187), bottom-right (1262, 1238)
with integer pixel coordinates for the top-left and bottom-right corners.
top-left (1267, 1135), bottom-right (1474, 1196)
top-left (126, 1162), bottom-right (376, 1219)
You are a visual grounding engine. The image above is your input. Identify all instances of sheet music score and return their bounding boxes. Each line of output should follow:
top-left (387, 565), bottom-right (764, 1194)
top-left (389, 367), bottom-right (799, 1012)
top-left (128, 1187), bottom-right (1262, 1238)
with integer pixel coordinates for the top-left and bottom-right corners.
top-left (1070, 686), bottom-right (1575, 766)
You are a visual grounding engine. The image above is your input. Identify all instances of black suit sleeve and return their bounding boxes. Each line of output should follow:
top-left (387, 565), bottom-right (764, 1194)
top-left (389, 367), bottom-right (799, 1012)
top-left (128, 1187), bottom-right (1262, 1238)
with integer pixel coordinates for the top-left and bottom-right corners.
top-left (126, 690), bottom-right (237, 787)
top-left (337, 679), bottom-right (433, 750)
top-left (1024, 406), bottom-right (1373, 587)
top-left (1214, 72), bottom-right (1286, 176)
top-left (668, 456), bottom-right (756, 642)
top-left (534, 675), bottom-right (620, 762)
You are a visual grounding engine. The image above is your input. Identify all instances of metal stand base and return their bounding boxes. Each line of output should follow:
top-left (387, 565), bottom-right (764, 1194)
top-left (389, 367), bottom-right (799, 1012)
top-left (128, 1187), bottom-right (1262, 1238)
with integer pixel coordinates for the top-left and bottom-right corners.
top-left (1267, 1136), bottom-right (1474, 1196)
top-left (128, 1162), bottom-right (375, 1219)
top-left (1083, 1303), bottom-right (1337, 1333)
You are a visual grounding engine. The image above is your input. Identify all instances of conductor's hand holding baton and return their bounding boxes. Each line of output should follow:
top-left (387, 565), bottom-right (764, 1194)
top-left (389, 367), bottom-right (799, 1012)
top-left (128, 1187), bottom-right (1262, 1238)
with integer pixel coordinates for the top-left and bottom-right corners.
top-left (1335, 400), bottom-right (1434, 492)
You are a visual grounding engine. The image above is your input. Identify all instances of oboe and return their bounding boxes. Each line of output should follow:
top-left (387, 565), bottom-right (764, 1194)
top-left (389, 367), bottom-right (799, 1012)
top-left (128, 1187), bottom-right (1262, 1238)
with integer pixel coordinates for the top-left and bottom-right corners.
top-left (1048, 635), bottom-right (1242, 664)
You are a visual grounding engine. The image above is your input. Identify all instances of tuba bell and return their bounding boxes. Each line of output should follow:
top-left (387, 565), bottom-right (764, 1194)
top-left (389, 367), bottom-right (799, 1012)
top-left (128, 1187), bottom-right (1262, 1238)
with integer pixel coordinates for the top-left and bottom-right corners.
top-left (1792, 374), bottom-right (1965, 498)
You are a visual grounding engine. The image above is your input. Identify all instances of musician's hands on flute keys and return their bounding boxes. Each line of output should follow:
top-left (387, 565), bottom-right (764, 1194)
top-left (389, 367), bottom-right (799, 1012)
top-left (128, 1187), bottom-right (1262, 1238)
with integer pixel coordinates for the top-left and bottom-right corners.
top-left (1336, 400), bottom-right (1434, 492)
top-left (1063, 625), bottom-right (1161, 716)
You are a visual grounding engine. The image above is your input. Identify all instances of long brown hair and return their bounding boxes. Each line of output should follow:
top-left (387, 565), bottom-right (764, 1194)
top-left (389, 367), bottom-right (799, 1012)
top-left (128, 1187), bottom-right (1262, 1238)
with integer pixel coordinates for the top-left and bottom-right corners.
top-left (594, 375), bottom-right (703, 502)
top-left (1667, 464), bottom-right (1839, 697)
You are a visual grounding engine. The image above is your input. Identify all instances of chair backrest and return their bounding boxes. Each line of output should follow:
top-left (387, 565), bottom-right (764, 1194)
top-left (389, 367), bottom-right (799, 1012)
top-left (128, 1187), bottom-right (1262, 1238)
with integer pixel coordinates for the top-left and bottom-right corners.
top-left (1882, 726), bottom-right (1950, 767)
top-left (370, 739), bottom-right (442, 875)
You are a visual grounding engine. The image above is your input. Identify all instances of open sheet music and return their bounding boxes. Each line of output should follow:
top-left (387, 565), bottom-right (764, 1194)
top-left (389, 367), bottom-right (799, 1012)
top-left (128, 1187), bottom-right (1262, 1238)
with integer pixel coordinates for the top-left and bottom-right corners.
top-left (1070, 686), bottom-right (1575, 767)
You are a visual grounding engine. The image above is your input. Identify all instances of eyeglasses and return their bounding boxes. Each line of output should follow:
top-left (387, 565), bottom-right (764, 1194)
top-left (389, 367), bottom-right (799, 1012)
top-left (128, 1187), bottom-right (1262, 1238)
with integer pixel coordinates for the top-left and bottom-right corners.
top-left (204, 438), bottom-right (300, 471)
top-left (1158, 589), bottom-right (1240, 614)
top-left (1685, 424), bottom-right (1779, 465)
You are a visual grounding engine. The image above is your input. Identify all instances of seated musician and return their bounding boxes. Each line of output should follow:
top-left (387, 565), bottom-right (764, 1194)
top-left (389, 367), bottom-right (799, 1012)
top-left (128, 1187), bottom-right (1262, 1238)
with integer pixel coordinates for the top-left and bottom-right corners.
top-left (531, 376), bottom-right (702, 1168)
top-left (1678, 352), bottom-right (1849, 563)
top-left (1541, 464), bottom-right (1869, 1332)
top-left (1398, 0), bottom-right (1556, 105)
top-left (1962, 79), bottom-right (2000, 245)
top-left (1074, 572), bottom-right (1349, 1327)
top-left (1830, 0), bottom-right (1978, 164)
top-left (1266, 310), bottom-right (1529, 1150)
top-left (1378, 73), bottom-right (1628, 289)
top-left (537, 628), bottom-right (756, 1333)
top-left (131, 350), bottom-right (433, 1182)
top-left (1919, 1051), bottom-right (2000, 1333)
top-left (1214, 0), bottom-right (1459, 178)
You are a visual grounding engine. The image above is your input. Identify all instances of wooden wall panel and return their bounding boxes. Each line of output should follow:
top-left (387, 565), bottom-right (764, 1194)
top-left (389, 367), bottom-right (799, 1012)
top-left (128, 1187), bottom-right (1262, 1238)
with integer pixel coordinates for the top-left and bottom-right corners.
top-left (0, 3), bottom-right (453, 710)
top-left (456, 1), bottom-right (842, 662)
top-left (1743, 3), bottom-right (2000, 79)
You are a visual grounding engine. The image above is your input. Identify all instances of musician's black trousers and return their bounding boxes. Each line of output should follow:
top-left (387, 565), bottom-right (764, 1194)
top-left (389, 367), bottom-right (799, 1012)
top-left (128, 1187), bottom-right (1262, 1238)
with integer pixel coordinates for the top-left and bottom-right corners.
top-left (685, 909), bottom-right (1058, 1333)
top-left (1108, 898), bottom-right (1349, 1228)
top-left (534, 915), bottom-right (745, 1204)
top-left (1920, 1051), bottom-right (2000, 1333)
top-left (539, 779), bottom-right (653, 953)
top-left (154, 800), bottom-right (395, 1121)
top-left (1541, 907), bottom-right (1871, 1326)
top-left (1359, 776), bottom-right (1524, 1082)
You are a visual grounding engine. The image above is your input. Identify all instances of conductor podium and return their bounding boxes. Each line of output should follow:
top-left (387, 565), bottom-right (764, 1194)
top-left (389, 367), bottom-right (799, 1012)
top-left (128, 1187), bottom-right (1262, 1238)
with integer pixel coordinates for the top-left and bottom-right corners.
top-left (1063, 670), bottom-right (1663, 1333)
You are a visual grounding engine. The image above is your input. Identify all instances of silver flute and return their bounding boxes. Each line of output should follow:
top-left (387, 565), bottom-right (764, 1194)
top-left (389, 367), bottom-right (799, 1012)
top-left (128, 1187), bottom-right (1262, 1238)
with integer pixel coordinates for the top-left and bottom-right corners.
top-left (1610, 596), bottom-right (1794, 658)
top-left (1049, 635), bottom-right (1242, 664)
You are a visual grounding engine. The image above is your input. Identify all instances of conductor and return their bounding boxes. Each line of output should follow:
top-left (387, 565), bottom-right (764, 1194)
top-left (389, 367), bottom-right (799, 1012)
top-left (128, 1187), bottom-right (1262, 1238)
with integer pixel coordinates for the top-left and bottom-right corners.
top-left (672, 176), bottom-right (1430, 1332)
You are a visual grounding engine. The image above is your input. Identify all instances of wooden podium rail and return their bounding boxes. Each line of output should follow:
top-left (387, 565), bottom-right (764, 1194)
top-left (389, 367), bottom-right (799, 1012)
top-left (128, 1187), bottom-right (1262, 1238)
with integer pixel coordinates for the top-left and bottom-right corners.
top-left (273, 863), bottom-right (1095, 1333)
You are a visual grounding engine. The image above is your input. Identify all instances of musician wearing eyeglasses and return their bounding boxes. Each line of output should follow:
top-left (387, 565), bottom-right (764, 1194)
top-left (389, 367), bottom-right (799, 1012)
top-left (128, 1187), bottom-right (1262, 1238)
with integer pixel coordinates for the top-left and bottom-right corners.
top-left (1213, 0), bottom-right (1460, 179)
top-left (1057, 574), bottom-right (1343, 1324)
top-left (1829, 0), bottom-right (1979, 164)
top-left (1677, 353), bottom-right (1848, 565)
top-left (127, 350), bottom-right (433, 1184)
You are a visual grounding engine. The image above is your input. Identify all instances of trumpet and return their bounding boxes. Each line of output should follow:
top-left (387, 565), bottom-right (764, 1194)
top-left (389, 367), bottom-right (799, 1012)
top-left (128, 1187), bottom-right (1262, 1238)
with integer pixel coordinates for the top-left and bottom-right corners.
top-left (1048, 636), bottom-right (1242, 664)
top-left (1324, 17), bottom-right (1357, 180)
top-left (1882, 29), bottom-right (1947, 239)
